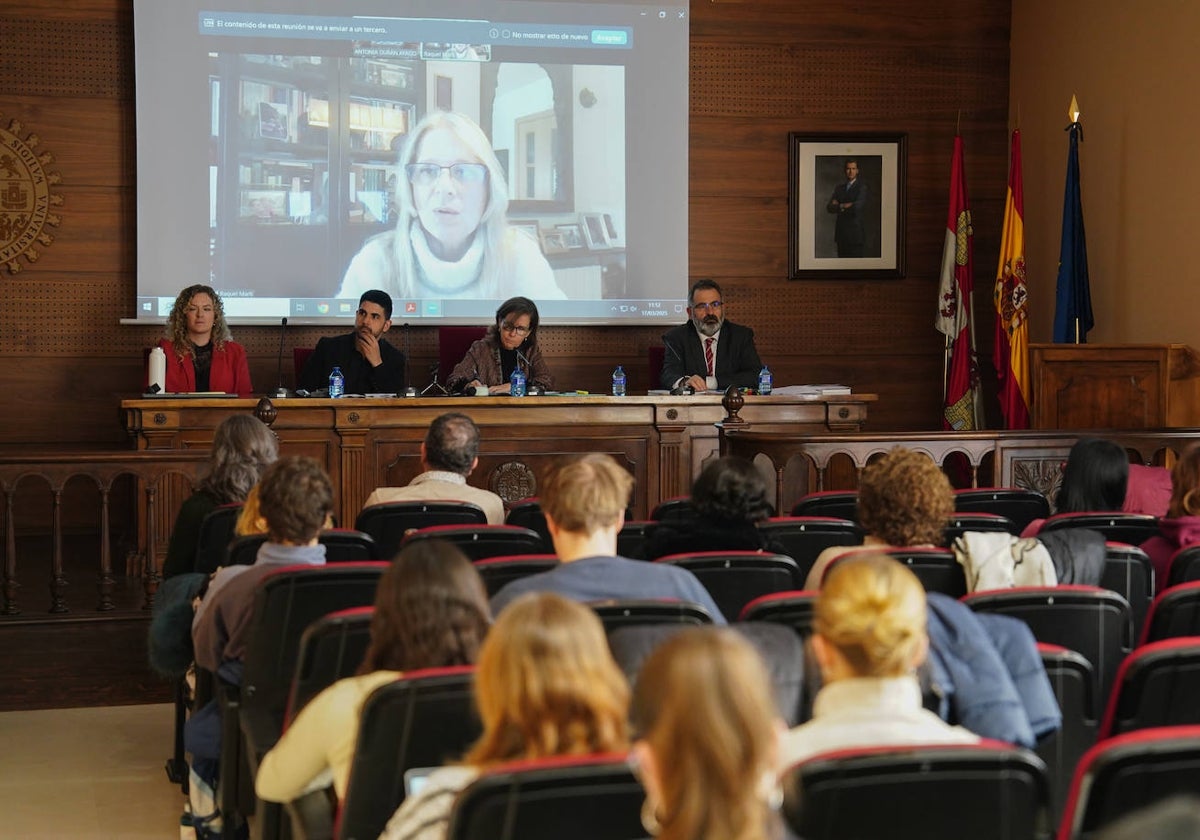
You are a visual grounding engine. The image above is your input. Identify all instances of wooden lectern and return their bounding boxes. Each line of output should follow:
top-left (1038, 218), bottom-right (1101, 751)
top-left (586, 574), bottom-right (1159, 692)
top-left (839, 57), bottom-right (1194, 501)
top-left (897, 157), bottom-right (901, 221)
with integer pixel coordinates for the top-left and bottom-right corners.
top-left (1030, 343), bottom-right (1200, 429)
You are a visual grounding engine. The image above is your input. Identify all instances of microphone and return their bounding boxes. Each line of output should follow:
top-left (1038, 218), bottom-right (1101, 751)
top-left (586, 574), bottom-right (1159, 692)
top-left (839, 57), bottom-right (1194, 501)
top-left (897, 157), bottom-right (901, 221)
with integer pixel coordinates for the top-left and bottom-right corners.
top-left (271, 316), bottom-right (290, 399)
top-left (402, 322), bottom-right (410, 392)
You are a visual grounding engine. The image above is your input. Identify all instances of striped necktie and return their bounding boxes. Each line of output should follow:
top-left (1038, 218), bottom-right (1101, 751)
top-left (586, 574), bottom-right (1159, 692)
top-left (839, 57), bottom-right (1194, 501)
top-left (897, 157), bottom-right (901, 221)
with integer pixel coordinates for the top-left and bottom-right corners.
top-left (704, 337), bottom-right (714, 376)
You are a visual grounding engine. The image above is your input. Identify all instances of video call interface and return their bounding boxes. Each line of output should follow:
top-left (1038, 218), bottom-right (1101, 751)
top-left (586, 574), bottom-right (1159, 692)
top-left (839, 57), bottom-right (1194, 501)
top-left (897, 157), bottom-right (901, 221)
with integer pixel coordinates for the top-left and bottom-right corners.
top-left (132, 0), bottom-right (689, 325)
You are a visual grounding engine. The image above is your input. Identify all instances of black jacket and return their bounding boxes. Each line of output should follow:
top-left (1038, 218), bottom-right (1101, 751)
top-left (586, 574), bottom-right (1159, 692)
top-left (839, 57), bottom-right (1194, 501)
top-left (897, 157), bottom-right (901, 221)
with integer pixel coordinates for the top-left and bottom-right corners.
top-left (299, 332), bottom-right (406, 394)
top-left (659, 319), bottom-right (763, 390)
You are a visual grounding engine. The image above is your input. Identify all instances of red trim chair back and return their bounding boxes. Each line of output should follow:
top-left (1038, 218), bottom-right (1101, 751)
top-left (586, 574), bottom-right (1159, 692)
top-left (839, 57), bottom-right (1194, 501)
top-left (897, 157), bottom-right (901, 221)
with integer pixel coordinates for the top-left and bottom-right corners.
top-left (1057, 725), bottom-right (1200, 839)
top-left (446, 754), bottom-right (642, 840)
top-left (1039, 512), bottom-right (1160, 546)
top-left (1098, 637), bottom-right (1200, 739)
top-left (739, 589), bottom-right (819, 634)
top-left (1141, 581), bottom-right (1200, 644)
top-left (285, 606), bottom-right (374, 724)
top-left (963, 585), bottom-right (1134, 704)
top-left (791, 490), bottom-right (859, 522)
top-left (755, 516), bottom-right (862, 582)
top-left (399, 523), bottom-right (544, 562)
top-left (503, 498), bottom-right (552, 552)
top-left (655, 550), bottom-right (802, 622)
top-left (944, 511), bottom-right (1018, 543)
top-left (616, 519), bottom-right (657, 560)
top-left (954, 487), bottom-right (1050, 533)
top-left (781, 741), bottom-right (1053, 840)
top-left (1167, 544), bottom-right (1200, 589)
top-left (336, 666), bottom-right (479, 840)
top-left (1033, 643), bottom-right (1098, 822)
top-left (318, 529), bottom-right (379, 562)
top-left (355, 500), bottom-right (488, 560)
top-left (194, 503), bottom-right (244, 574)
top-left (472, 553), bottom-right (559, 597)
top-left (1099, 542), bottom-right (1154, 640)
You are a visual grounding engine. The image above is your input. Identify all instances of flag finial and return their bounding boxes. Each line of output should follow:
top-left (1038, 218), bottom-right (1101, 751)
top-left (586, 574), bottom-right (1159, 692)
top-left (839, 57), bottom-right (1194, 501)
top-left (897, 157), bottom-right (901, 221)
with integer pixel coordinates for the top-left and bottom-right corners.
top-left (1068, 94), bottom-right (1080, 123)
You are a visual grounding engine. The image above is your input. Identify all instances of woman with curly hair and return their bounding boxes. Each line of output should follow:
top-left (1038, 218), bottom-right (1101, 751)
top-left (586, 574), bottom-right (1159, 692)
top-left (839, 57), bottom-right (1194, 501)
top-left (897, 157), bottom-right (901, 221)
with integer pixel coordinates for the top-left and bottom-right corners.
top-left (804, 447), bottom-right (954, 588)
top-left (632, 627), bottom-right (783, 840)
top-left (644, 456), bottom-right (784, 560)
top-left (256, 540), bottom-right (491, 804)
top-left (781, 553), bottom-right (977, 767)
top-left (162, 414), bottom-right (278, 578)
top-left (157, 284), bottom-right (253, 395)
top-left (379, 591), bottom-right (629, 840)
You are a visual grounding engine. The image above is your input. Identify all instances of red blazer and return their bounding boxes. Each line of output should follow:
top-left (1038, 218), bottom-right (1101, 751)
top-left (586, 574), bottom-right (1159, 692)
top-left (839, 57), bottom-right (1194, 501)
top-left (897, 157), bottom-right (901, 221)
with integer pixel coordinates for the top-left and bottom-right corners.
top-left (157, 338), bottom-right (253, 396)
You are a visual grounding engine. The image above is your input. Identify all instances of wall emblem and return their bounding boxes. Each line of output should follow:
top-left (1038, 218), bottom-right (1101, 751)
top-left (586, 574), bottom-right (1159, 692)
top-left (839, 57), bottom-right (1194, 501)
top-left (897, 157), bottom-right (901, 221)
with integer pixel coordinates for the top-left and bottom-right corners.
top-left (0, 114), bottom-right (63, 273)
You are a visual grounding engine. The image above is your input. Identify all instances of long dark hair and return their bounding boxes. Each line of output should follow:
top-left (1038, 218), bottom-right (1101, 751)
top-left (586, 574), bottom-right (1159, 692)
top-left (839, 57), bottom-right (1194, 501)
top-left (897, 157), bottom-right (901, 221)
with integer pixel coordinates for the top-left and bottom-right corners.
top-left (1056, 437), bottom-right (1129, 513)
top-left (357, 540), bottom-right (491, 674)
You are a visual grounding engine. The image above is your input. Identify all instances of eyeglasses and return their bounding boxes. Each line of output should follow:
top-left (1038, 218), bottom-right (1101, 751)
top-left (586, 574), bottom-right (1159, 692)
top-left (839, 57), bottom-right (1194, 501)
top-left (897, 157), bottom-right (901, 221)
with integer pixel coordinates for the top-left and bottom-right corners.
top-left (405, 162), bottom-right (489, 186)
top-left (691, 300), bottom-right (723, 314)
top-left (500, 321), bottom-right (531, 336)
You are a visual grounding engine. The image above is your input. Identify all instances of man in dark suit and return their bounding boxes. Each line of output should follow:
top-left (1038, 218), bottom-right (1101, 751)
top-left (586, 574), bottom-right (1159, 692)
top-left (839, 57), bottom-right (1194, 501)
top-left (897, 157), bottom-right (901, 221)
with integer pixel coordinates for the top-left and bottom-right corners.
top-left (827, 158), bottom-right (868, 258)
top-left (659, 279), bottom-right (763, 392)
top-left (299, 289), bottom-right (406, 394)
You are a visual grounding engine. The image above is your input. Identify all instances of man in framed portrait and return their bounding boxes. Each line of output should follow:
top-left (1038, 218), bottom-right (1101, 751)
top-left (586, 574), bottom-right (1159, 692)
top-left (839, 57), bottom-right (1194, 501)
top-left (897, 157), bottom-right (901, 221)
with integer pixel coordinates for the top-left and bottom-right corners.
top-left (827, 157), bottom-right (869, 258)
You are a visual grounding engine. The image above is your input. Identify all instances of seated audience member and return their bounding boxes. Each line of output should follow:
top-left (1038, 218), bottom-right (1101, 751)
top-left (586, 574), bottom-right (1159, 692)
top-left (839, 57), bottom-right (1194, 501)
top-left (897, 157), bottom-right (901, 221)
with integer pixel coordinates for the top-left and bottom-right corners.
top-left (488, 453), bottom-right (726, 623)
top-left (379, 592), bottom-right (629, 840)
top-left (1021, 437), bottom-right (1129, 537)
top-left (447, 296), bottom-right (554, 395)
top-left (298, 289), bottom-right (406, 395)
top-left (157, 284), bottom-right (253, 396)
top-left (660, 279), bottom-right (764, 392)
top-left (804, 447), bottom-right (954, 589)
top-left (361, 412), bottom-right (505, 524)
top-left (779, 553), bottom-right (979, 768)
top-left (255, 540), bottom-right (491, 803)
top-left (632, 627), bottom-right (783, 840)
top-left (1124, 463), bottom-right (1173, 517)
top-left (163, 414), bottom-right (278, 578)
top-left (1141, 444), bottom-right (1200, 591)
top-left (644, 456), bottom-right (784, 560)
top-left (193, 456), bottom-right (334, 680)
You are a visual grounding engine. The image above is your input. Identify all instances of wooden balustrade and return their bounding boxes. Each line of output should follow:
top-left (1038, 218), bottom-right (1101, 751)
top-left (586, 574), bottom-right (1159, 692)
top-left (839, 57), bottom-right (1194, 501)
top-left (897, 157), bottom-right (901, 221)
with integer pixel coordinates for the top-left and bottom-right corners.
top-left (720, 427), bottom-right (1200, 515)
top-left (0, 451), bottom-right (207, 616)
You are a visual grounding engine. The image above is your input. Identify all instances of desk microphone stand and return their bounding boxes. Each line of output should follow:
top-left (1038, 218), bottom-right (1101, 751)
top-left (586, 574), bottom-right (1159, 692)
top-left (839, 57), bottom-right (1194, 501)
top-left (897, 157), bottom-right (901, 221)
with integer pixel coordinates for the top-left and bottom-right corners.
top-left (420, 362), bottom-right (449, 396)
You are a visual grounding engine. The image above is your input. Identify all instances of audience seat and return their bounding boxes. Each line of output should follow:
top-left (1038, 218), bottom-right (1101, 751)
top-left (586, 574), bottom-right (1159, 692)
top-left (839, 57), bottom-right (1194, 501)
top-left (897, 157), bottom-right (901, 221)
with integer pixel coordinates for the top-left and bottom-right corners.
top-left (503, 498), bottom-right (552, 552)
top-left (1038, 512), bottom-right (1160, 546)
top-left (654, 550), bottom-right (802, 622)
top-left (755, 517), bottom-right (861, 582)
top-left (781, 741), bottom-right (1053, 840)
top-left (790, 490), bottom-right (859, 522)
top-left (738, 589), bottom-right (819, 636)
top-left (1099, 542), bottom-right (1154, 640)
top-left (445, 754), bottom-right (643, 840)
top-left (284, 606), bottom-right (374, 723)
top-left (879, 547), bottom-right (967, 598)
top-left (333, 666), bottom-right (479, 840)
top-left (1141, 581), bottom-right (1200, 644)
top-left (400, 524), bottom-right (545, 562)
top-left (473, 554), bottom-right (559, 597)
top-left (649, 496), bottom-right (695, 521)
top-left (1057, 725), bottom-right (1200, 840)
top-left (226, 530), bottom-right (379, 566)
top-left (944, 512), bottom-right (1018, 543)
top-left (1166, 544), bottom-right (1200, 589)
top-left (194, 503), bottom-right (244, 574)
top-left (616, 520), bottom-right (657, 560)
top-left (1097, 637), bottom-right (1200, 739)
top-left (954, 488), bottom-right (1050, 533)
top-left (587, 598), bottom-right (714, 634)
top-left (962, 585), bottom-right (1134, 705)
top-left (1034, 643), bottom-right (1098, 822)
top-left (355, 501), bottom-right (488, 561)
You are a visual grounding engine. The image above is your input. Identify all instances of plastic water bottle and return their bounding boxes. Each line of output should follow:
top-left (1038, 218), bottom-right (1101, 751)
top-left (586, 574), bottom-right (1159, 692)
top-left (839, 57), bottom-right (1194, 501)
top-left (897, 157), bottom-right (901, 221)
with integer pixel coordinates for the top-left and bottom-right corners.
top-left (611, 365), bottom-right (627, 397)
top-left (758, 365), bottom-right (773, 395)
top-left (510, 366), bottom-right (526, 397)
top-left (329, 366), bottom-right (345, 398)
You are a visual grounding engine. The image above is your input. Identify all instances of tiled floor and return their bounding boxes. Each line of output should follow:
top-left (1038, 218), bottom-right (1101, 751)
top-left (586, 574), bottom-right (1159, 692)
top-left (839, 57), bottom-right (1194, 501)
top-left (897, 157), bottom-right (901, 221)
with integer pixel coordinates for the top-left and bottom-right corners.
top-left (0, 703), bottom-right (184, 839)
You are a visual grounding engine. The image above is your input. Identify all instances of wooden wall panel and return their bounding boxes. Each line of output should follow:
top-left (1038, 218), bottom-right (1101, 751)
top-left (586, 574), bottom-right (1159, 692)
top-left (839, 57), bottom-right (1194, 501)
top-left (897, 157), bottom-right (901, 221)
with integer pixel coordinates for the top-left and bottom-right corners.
top-left (0, 0), bottom-right (1012, 443)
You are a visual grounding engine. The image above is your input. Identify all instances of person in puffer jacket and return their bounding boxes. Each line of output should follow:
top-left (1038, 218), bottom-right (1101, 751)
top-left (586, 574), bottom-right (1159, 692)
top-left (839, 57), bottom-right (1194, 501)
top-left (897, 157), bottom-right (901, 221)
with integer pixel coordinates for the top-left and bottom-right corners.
top-left (1141, 444), bottom-right (1200, 593)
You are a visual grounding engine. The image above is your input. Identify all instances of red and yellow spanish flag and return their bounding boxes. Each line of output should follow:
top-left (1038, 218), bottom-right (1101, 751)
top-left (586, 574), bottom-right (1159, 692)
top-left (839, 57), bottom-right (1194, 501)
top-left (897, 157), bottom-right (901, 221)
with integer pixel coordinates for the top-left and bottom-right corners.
top-left (993, 129), bottom-right (1031, 429)
top-left (936, 135), bottom-right (981, 430)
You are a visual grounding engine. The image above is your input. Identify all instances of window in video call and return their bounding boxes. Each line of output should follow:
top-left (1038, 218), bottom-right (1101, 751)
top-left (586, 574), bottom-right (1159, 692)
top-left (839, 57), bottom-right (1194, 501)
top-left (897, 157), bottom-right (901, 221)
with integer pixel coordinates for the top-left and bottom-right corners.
top-left (132, 0), bottom-right (689, 325)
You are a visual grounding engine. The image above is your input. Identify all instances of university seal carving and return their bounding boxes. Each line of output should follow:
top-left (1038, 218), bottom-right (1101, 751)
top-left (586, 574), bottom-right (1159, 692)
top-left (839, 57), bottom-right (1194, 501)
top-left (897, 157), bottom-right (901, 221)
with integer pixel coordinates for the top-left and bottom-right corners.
top-left (0, 114), bottom-right (63, 273)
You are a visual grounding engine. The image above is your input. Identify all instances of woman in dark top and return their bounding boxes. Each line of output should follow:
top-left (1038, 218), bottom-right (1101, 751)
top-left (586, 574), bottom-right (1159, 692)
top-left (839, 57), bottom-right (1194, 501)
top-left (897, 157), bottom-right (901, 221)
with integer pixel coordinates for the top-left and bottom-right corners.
top-left (162, 414), bottom-right (278, 577)
top-left (645, 456), bottom-right (782, 560)
top-left (448, 296), bottom-right (553, 394)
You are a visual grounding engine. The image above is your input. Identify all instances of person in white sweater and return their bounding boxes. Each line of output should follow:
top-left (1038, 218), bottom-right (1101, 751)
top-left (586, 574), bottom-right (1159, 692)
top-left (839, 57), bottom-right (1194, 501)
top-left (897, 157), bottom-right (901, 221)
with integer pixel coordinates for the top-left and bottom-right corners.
top-left (254, 540), bottom-right (491, 803)
top-left (779, 553), bottom-right (978, 769)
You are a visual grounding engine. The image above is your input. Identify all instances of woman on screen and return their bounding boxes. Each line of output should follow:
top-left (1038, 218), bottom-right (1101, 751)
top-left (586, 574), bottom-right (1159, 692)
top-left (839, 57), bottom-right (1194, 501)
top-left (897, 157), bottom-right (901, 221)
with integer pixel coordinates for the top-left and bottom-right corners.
top-left (337, 111), bottom-right (564, 302)
top-left (447, 296), bottom-right (554, 394)
top-left (157, 284), bottom-right (253, 396)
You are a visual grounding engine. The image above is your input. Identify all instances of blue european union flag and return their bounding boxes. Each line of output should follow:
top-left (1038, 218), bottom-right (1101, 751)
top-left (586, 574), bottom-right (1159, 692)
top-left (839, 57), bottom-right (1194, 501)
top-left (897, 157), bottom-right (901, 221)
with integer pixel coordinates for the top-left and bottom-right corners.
top-left (1053, 122), bottom-right (1093, 343)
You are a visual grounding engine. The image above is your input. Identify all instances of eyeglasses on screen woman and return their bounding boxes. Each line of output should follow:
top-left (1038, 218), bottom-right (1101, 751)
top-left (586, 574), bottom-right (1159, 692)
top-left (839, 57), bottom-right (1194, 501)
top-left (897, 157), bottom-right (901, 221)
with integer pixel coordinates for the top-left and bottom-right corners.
top-left (405, 162), bottom-right (489, 187)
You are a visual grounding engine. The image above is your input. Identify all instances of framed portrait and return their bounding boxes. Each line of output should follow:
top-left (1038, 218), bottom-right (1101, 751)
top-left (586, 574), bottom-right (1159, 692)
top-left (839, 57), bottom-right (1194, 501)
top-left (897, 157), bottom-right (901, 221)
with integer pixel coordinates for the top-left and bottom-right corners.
top-left (555, 222), bottom-right (585, 249)
top-left (788, 132), bottom-right (907, 279)
top-left (540, 229), bottom-right (569, 255)
top-left (581, 212), bottom-right (611, 249)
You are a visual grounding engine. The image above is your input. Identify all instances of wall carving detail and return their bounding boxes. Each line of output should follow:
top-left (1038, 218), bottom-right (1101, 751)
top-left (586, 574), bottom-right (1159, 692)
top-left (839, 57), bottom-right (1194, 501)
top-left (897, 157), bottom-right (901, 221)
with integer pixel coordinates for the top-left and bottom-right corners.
top-left (0, 114), bottom-right (63, 273)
